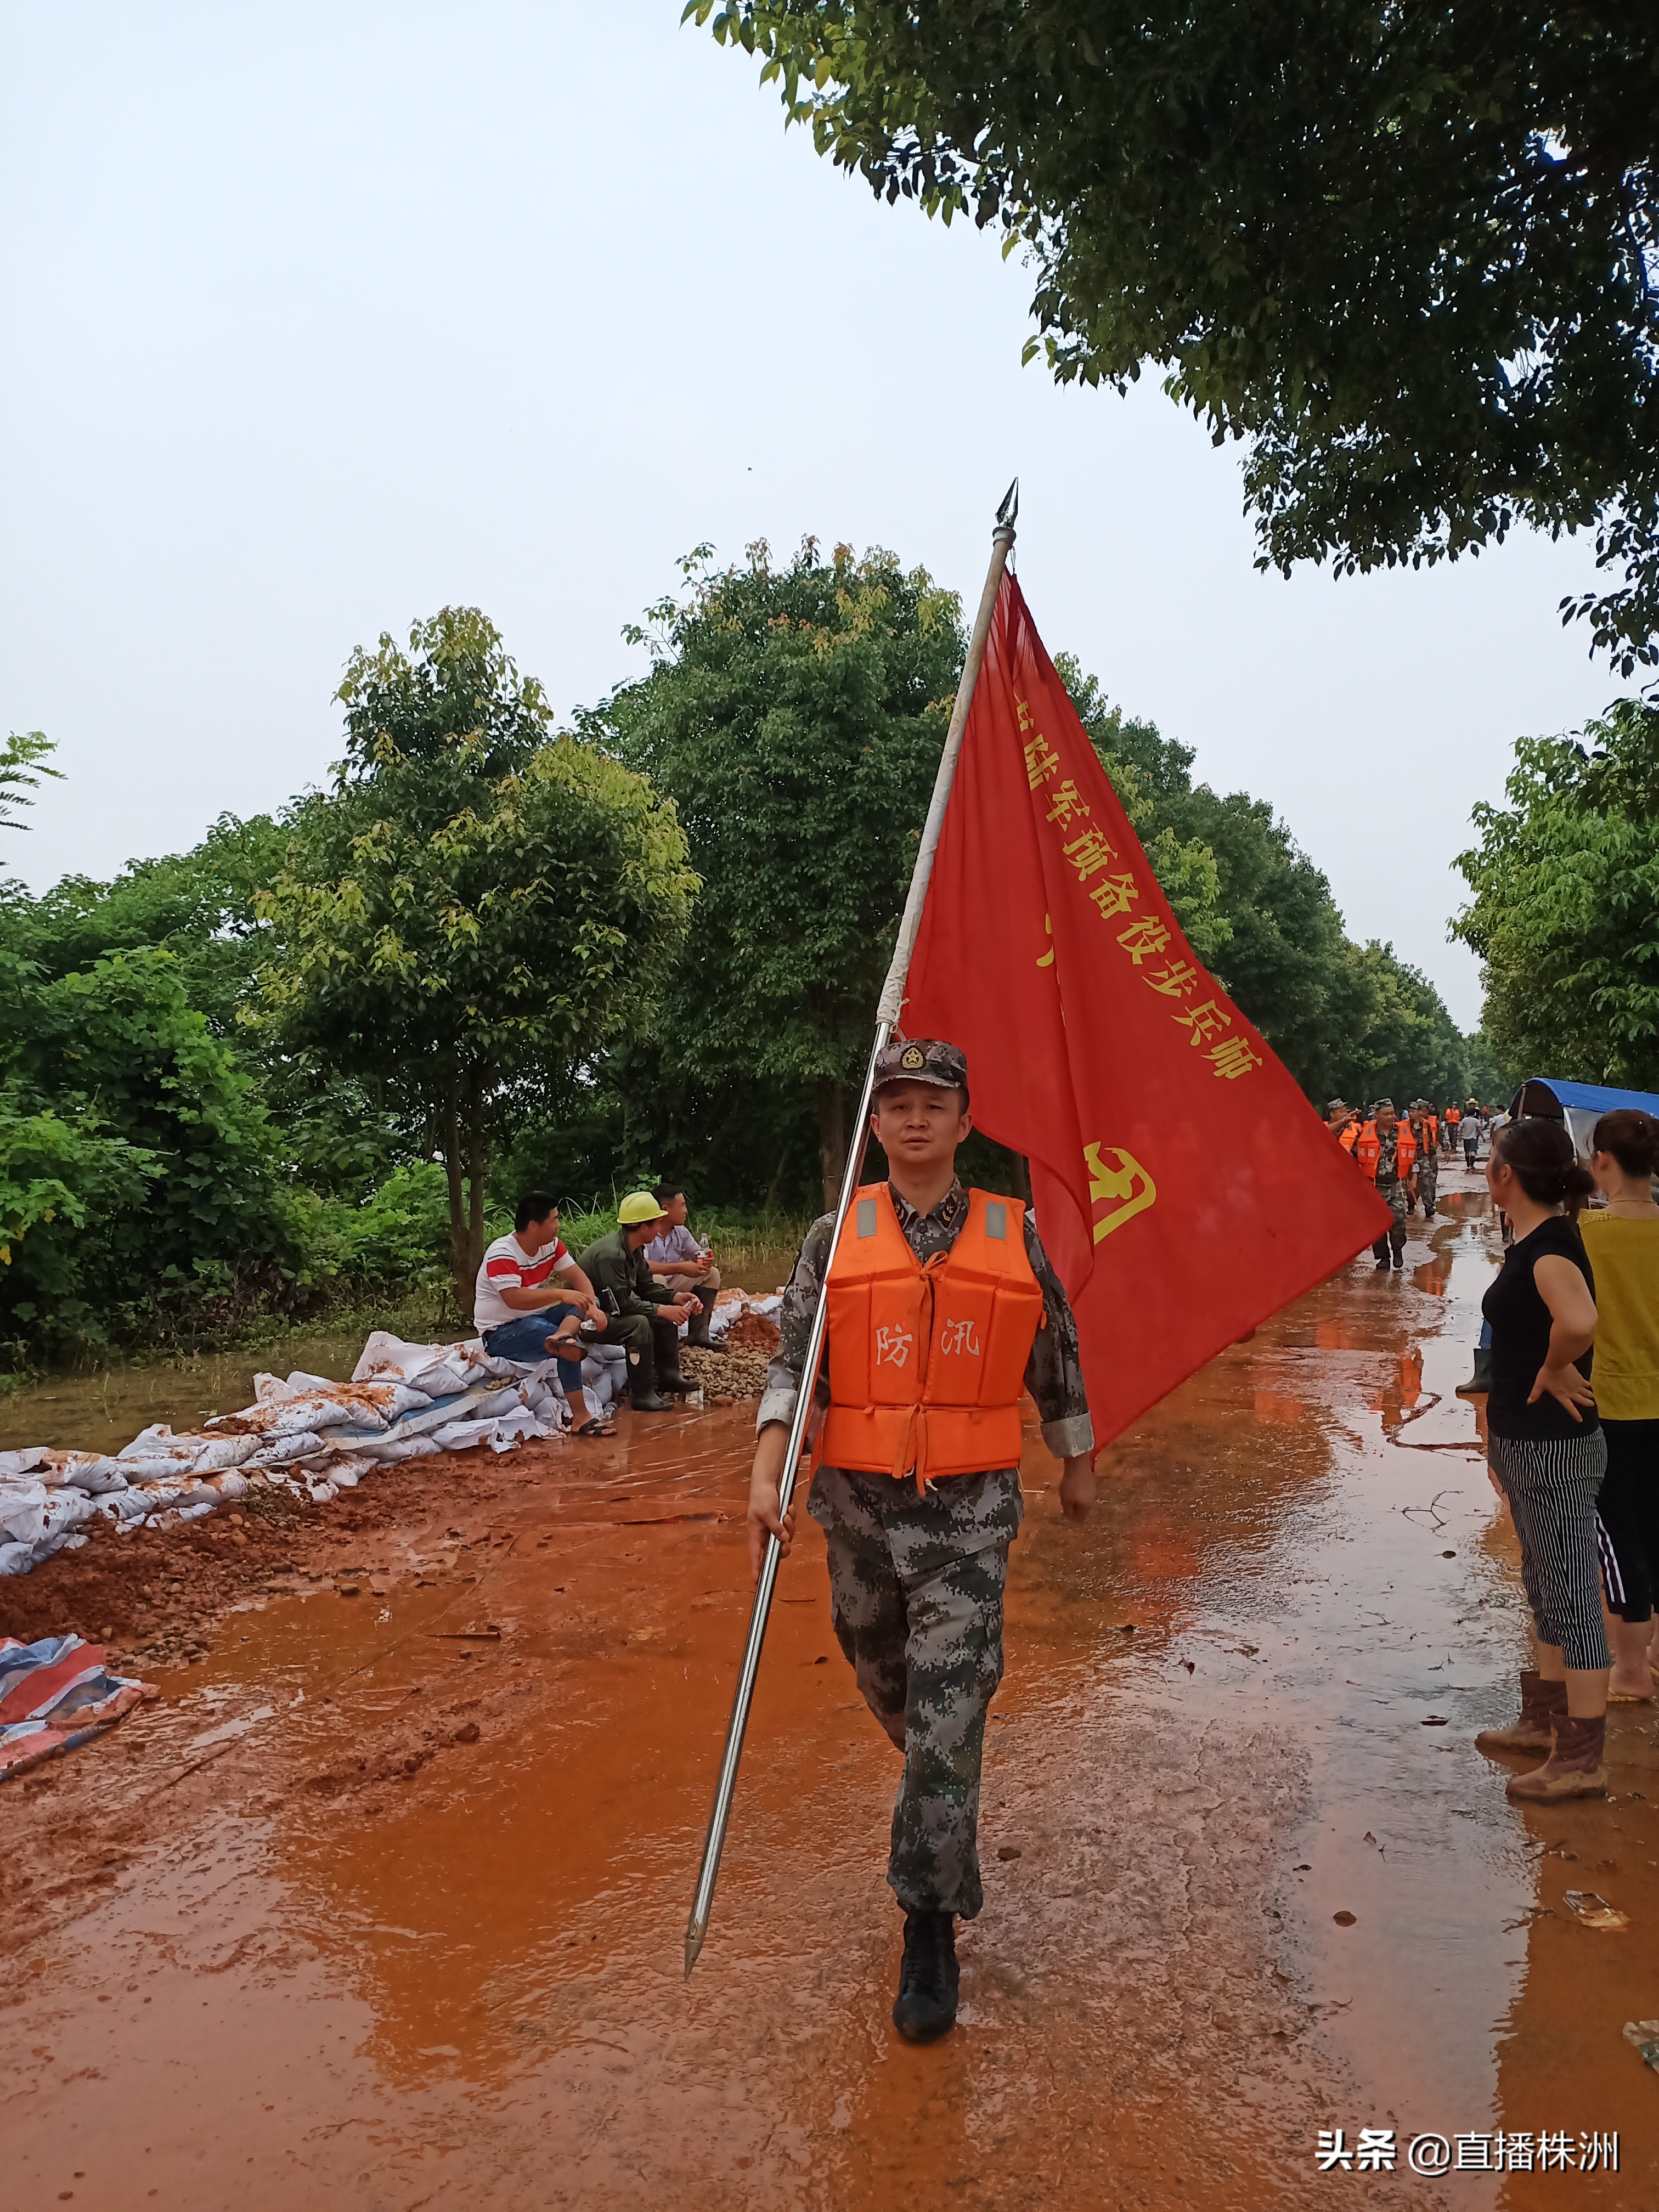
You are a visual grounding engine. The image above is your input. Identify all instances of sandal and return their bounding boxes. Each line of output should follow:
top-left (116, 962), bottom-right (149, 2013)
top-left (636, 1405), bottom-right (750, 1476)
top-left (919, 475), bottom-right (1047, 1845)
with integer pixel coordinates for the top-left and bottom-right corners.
top-left (574, 1417), bottom-right (616, 1438)
top-left (545, 1328), bottom-right (587, 1362)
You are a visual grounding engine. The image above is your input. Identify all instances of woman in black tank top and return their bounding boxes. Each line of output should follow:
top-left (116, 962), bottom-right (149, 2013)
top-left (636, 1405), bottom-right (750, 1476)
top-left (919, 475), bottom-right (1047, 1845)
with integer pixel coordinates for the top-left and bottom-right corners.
top-left (1472, 1118), bottom-right (1610, 1805)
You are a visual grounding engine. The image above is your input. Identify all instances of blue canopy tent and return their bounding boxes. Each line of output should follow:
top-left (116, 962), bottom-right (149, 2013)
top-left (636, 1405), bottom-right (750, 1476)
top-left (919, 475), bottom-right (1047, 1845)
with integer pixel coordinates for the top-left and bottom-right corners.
top-left (1508, 1076), bottom-right (1659, 1158)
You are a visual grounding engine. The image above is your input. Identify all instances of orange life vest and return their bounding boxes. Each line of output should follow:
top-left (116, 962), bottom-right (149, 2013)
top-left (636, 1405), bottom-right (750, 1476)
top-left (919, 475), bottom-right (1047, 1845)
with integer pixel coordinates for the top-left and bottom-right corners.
top-left (1337, 1122), bottom-right (1358, 1153)
top-left (1447, 1108), bottom-right (1462, 1128)
top-left (820, 1184), bottom-right (1046, 1489)
top-left (1412, 1113), bottom-right (1437, 1148)
top-left (1354, 1120), bottom-right (1417, 1181)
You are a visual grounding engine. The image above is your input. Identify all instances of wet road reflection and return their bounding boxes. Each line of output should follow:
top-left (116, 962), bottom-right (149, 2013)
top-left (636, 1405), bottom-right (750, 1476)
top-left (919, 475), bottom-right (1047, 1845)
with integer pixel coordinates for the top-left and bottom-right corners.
top-left (4, 1179), bottom-right (1656, 2209)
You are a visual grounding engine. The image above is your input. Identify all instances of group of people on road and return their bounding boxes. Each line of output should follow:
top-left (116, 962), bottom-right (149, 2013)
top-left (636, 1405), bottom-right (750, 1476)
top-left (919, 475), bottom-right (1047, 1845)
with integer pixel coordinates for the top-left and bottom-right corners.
top-left (1329, 1087), bottom-right (1659, 1805)
top-left (1471, 1108), bottom-right (1659, 1804)
top-left (471, 1184), bottom-right (722, 1435)
top-left (1325, 1096), bottom-right (1444, 1265)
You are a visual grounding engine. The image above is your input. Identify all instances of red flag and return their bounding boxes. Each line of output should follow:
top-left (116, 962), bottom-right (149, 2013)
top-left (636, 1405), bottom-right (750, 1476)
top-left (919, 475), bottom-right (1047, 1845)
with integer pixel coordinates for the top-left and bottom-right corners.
top-left (904, 573), bottom-right (1393, 1451)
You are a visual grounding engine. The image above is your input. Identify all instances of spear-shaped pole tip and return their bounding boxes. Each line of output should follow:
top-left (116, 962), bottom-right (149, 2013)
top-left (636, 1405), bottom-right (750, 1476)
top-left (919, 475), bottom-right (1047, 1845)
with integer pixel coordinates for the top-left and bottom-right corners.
top-left (996, 477), bottom-right (1019, 528)
top-left (684, 1912), bottom-right (708, 1981)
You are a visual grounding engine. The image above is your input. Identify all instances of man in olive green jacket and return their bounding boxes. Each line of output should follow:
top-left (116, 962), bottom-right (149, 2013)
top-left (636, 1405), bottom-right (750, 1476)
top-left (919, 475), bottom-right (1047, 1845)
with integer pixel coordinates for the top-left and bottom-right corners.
top-left (578, 1192), bottom-right (699, 1412)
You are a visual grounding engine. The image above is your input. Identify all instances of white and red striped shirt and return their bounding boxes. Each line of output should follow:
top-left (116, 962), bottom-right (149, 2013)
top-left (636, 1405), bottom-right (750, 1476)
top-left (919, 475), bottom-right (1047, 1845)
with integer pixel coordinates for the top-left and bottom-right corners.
top-left (472, 1231), bottom-right (572, 1330)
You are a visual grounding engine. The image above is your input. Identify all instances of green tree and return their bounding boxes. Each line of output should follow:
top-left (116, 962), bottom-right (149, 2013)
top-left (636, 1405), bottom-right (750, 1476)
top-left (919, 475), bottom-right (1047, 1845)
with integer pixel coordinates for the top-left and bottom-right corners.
top-left (1065, 667), bottom-right (1479, 1103)
top-left (1454, 701), bottom-right (1659, 1087)
top-left (0, 942), bottom-right (300, 1356)
top-left (0, 730), bottom-right (61, 834)
top-left (693, 3), bottom-right (1659, 678)
top-left (20, 812), bottom-right (285, 1034)
top-left (257, 608), bottom-right (697, 1303)
top-left (593, 540), bottom-right (967, 1204)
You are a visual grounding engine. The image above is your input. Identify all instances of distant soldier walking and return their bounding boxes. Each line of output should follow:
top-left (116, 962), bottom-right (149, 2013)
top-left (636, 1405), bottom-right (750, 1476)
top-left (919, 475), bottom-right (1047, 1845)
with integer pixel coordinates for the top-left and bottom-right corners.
top-left (1355, 1098), bottom-right (1417, 1270)
top-left (1408, 1101), bottom-right (1440, 1217)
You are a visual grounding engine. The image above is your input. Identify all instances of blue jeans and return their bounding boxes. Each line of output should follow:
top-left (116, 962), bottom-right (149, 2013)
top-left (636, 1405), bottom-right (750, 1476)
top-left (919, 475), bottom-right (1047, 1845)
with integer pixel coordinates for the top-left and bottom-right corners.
top-left (482, 1307), bottom-right (585, 1392)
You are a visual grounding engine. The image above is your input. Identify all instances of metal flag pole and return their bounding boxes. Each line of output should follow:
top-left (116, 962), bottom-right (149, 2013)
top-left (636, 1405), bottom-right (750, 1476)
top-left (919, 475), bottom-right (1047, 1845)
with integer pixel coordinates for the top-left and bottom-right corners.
top-left (684, 479), bottom-right (1019, 1979)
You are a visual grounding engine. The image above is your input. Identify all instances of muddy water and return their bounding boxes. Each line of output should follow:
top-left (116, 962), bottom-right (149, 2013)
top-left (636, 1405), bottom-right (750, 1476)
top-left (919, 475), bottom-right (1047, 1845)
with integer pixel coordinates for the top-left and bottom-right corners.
top-left (4, 1186), bottom-right (1657, 2209)
top-left (0, 1256), bottom-right (795, 1457)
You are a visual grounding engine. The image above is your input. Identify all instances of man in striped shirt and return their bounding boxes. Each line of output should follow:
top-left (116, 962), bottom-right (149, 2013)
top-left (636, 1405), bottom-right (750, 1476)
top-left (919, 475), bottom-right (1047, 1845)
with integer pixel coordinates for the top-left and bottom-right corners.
top-left (473, 1193), bottom-right (613, 1437)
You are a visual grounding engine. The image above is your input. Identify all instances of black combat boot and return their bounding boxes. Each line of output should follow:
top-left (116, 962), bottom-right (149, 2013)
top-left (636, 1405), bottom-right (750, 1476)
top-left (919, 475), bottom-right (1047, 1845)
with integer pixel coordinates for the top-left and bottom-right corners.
top-left (892, 1910), bottom-right (959, 2043)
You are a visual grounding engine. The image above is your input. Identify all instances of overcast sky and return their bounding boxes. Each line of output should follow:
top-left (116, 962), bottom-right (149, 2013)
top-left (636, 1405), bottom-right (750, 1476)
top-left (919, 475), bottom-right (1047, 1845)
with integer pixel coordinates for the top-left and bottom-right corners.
top-left (1, 2), bottom-right (1620, 1028)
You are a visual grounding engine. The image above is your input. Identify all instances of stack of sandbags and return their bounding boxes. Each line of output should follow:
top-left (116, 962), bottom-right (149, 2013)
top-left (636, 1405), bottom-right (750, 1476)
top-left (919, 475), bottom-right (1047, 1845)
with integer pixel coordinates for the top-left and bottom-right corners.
top-left (0, 1330), bottom-right (575, 1576)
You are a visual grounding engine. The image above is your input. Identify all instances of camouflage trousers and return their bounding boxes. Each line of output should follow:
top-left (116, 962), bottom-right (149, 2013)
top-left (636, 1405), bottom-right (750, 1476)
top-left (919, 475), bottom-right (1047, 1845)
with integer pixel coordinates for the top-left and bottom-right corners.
top-left (1372, 1178), bottom-right (1409, 1260)
top-left (808, 1463), bottom-right (1023, 1920)
top-left (1413, 1159), bottom-right (1438, 1214)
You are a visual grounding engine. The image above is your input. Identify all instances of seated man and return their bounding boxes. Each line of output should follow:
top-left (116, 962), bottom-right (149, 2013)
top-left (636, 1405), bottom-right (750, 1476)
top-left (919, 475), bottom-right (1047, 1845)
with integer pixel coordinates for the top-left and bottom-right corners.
top-left (645, 1184), bottom-right (720, 1347)
top-left (578, 1193), bottom-right (700, 1412)
top-left (473, 1192), bottom-right (614, 1439)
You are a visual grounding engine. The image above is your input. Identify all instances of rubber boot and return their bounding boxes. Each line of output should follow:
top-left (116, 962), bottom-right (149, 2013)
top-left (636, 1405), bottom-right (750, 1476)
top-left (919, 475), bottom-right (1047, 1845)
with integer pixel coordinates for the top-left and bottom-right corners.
top-left (1455, 1347), bottom-right (1493, 1397)
top-left (1505, 1711), bottom-right (1608, 1802)
top-left (892, 1910), bottom-right (959, 2044)
top-left (625, 1335), bottom-right (671, 1413)
top-left (1476, 1669), bottom-right (1566, 1755)
top-left (685, 1295), bottom-right (713, 1350)
top-left (656, 1356), bottom-right (697, 1396)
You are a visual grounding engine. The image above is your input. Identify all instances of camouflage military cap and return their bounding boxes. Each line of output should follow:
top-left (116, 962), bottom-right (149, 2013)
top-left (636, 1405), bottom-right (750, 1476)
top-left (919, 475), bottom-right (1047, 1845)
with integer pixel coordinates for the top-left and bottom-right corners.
top-left (874, 1037), bottom-right (968, 1093)
top-left (1326, 1097), bottom-right (1349, 1115)
top-left (1372, 1097), bottom-right (1395, 1113)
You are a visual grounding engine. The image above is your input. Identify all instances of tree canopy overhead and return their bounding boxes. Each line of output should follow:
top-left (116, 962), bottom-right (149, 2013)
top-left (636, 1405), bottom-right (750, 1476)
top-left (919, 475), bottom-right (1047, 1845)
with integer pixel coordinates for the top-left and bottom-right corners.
top-left (1454, 699), bottom-right (1659, 1088)
top-left (691, 2), bottom-right (1659, 677)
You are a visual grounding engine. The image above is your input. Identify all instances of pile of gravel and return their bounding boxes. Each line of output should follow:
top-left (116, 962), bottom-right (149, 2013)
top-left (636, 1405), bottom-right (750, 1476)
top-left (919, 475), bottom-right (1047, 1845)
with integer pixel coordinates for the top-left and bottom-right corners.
top-left (682, 1344), bottom-right (771, 1403)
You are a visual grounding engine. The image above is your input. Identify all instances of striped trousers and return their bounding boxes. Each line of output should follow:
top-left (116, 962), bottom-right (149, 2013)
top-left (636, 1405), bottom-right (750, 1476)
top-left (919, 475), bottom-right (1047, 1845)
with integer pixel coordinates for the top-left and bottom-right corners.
top-left (1488, 1428), bottom-right (1610, 1671)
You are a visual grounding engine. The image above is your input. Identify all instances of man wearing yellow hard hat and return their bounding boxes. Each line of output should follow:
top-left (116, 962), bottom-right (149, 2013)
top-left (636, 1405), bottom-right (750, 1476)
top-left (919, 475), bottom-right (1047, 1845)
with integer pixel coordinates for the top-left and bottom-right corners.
top-left (575, 1192), bottom-right (702, 1412)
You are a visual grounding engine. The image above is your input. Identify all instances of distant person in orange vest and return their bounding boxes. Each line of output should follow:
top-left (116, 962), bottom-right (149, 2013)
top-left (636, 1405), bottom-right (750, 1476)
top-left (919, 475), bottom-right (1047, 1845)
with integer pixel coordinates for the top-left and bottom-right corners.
top-left (1327, 1097), bottom-right (1357, 1150)
top-left (747, 1037), bottom-right (1095, 2046)
top-left (1407, 1101), bottom-right (1440, 1216)
top-left (1445, 1102), bottom-right (1462, 1159)
top-left (1355, 1098), bottom-right (1417, 1269)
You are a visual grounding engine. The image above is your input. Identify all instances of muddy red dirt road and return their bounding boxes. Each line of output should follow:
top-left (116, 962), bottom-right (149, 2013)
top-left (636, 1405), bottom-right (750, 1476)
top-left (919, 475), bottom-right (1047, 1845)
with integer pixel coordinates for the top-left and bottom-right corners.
top-left (3, 1181), bottom-right (1656, 2210)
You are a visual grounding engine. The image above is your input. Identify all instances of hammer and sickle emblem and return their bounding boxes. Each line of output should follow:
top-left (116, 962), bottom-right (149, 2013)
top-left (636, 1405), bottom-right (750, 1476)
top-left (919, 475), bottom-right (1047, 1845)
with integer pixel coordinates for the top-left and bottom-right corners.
top-left (1084, 1142), bottom-right (1157, 1246)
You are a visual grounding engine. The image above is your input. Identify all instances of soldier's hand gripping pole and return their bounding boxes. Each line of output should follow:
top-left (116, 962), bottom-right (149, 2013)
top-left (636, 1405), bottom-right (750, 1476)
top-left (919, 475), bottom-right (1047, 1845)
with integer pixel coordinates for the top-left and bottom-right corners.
top-left (683, 482), bottom-right (1019, 1981)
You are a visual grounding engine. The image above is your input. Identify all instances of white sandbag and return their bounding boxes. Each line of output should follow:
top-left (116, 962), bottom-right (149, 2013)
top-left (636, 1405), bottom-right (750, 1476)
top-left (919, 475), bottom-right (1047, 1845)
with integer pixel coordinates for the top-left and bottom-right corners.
top-left (338, 1435), bottom-right (443, 1466)
top-left (50, 1453), bottom-right (129, 1495)
top-left (242, 1431), bottom-right (327, 1468)
top-left (117, 1423), bottom-right (189, 1460)
top-left (190, 1436), bottom-right (261, 1471)
top-left (488, 1404), bottom-right (554, 1450)
top-left (429, 1418), bottom-right (497, 1452)
top-left (199, 1470), bottom-right (250, 1499)
top-left (0, 1447), bottom-right (48, 1480)
top-left (93, 1489), bottom-right (152, 1525)
top-left (0, 1484), bottom-right (94, 1558)
top-left (0, 1539), bottom-right (36, 1575)
top-left (117, 1453), bottom-right (205, 1481)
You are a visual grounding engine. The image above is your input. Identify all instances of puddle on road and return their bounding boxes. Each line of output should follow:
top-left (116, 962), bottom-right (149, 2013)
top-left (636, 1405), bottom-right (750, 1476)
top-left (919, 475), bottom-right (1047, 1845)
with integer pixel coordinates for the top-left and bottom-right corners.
top-left (5, 1189), bottom-right (1658, 2209)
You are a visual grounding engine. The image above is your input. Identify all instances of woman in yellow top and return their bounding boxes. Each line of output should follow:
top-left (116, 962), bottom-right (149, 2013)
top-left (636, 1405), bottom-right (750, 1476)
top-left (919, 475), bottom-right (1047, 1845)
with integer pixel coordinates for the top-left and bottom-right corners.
top-left (1581, 1108), bottom-right (1659, 1700)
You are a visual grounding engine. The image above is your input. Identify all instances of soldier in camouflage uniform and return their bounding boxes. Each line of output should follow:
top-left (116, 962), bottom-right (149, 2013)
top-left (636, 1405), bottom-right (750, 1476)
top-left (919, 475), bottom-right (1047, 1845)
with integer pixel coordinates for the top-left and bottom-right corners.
top-left (748, 1039), bottom-right (1094, 2045)
top-left (1408, 1100), bottom-right (1439, 1217)
top-left (1363, 1097), bottom-right (1416, 1270)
